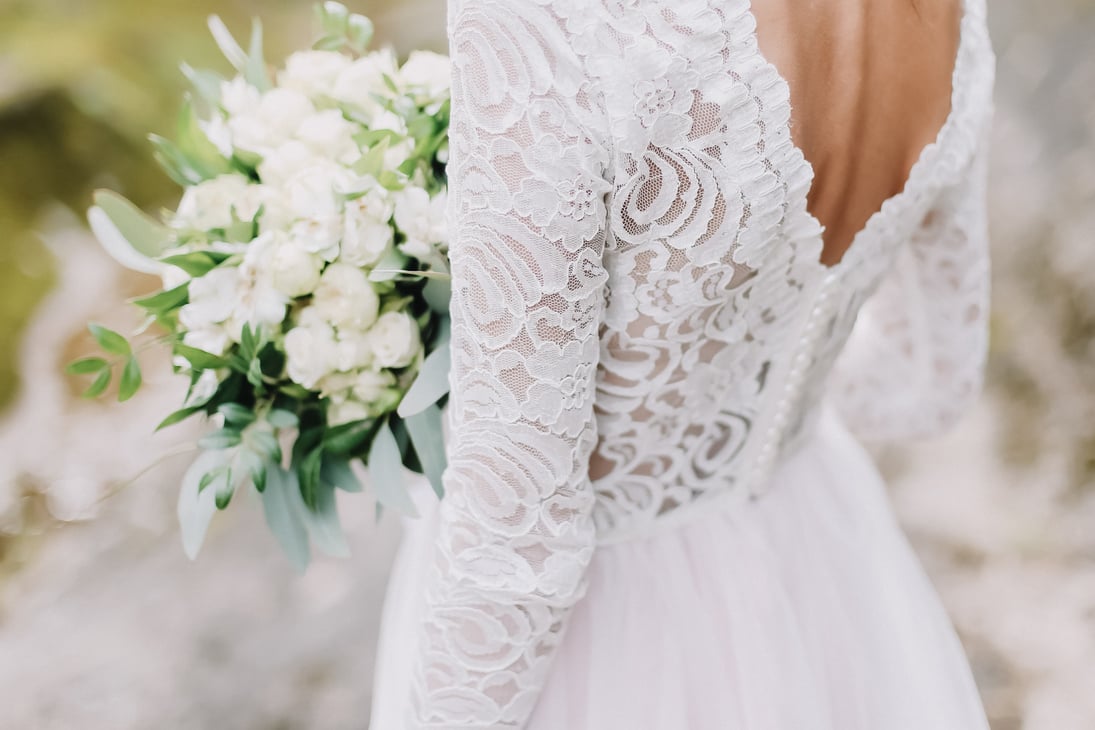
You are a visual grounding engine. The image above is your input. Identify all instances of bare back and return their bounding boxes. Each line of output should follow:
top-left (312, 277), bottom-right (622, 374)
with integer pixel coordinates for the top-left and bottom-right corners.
top-left (752, 0), bottom-right (963, 265)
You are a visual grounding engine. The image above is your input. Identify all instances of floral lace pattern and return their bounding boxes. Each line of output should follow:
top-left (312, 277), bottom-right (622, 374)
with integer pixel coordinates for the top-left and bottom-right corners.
top-left (407, 0), bottom-right (995, 726)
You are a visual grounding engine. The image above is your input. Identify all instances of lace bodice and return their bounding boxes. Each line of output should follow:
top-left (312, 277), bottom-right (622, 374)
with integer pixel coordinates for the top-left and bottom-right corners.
top-left (406, 0), bottom-right (996, 725)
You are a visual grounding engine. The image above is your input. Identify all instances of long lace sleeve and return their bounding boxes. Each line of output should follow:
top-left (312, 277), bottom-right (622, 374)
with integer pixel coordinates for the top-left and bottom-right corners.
top-left (405, 1), bottom-right (611, 726)
top-left (828, 128), bottom-right (993, 442)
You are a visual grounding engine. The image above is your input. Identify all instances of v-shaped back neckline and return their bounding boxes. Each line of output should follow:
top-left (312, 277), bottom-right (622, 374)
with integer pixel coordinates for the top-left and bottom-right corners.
top-left (738, 0), bottom-right (975, 278)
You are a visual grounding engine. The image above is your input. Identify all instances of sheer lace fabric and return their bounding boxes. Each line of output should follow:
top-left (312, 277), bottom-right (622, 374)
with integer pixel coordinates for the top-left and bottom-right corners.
top-left (406, 0), bottom-right (995, 726)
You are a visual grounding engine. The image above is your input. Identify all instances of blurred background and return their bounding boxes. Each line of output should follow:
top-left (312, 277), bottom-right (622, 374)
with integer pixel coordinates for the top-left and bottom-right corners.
top-left (0, 0), bottom-right (1092, 728)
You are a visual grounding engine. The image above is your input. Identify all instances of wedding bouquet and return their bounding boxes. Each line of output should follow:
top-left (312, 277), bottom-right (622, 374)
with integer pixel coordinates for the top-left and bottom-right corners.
top-left (68, 2), bottom-right (452, 569)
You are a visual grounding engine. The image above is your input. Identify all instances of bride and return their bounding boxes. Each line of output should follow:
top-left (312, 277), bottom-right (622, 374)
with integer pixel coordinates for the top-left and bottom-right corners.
top-left (372, 0), bottom-right (995, 727)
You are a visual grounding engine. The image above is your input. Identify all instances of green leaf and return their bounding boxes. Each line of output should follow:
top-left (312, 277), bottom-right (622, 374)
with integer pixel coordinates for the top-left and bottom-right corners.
top-left (88, 190), bottom-right (174, 272)
top-left (267, 409), bottom-right (299, 430)
top-left (174, 343), bottom-right (230, 370)
top-left (397, 342), bottom-right (451, 418)
top-left (367, 420), bottom-right (418, 517)
top-left (215, 468), bottom-right (235, 509)
top-left (217, 403), bottom-right (255, 426)
top-left (248, 430), bottom-right (282, 462)
top-left (245, 18), bottom-right (271, 90)
top-left (178, 450), bottom-right (230, 559)
top-left (322, 418), bottom-right (377, 457)
top-left (260, 465), bottom-right (312, 572)
top-left (403, 405), bottom-right (447, 499)
top-left (156, 405), bottom-right (205, 431)
top-left (302, 482), bottom-right (350, 558)
top-left (158, 250), bottom-right (231, 277)
top-left (207, 14), bottom-right (249, 70)
top-left (66, 357), bottom-right (108, 376)
top-left (367, 247), bottom-right (410, 282)
top-left (297, 446), bottom-right (324, 510)
top-left (88, 323), bottom-right (131, 356)
top-left (118, 355), bottom-right (143, 402)
top-left (321, 455), bottom-right (362, 493)
top-left (180, 63), bottom-right (224, 107)
top-left (82, 368), bottom-right (112, 398)
top-left (131, 282), bottom-right (189, 313)
top-left (352, 136), bottom-right (390, 178)
top-left (176, 98), bottom-right (233, 180)
top-left (346, 13), bottom-right (374, 52)
top-left (423, 277), bottom-right (452, 314)
top-left (149, 134), bottom-right (206, 187)
top-left (199, 428), bottom-right (243, 450)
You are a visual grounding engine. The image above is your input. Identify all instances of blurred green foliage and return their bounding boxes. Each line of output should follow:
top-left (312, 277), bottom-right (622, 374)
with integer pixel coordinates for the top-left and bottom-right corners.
top-left (0, 0), bottom-right (310, 407)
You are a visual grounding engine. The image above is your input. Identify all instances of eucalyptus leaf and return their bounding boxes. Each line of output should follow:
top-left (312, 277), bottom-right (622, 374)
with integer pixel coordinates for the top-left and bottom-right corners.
top-left (180, 63), bottom-right (224, 107)
top-left (267, 409), bottom-right (299, 430)
top-left (397, 342), bottom-right (451, 418)
top-left (367, 421), bottom-right (418, 517)
top-left (404, 405), bottom-right (447, 499)
top-left (245, 18), bottom-right (271, 90)
top-left (199, 428), bottom-right (243, 450)
top-left (260, 465), bottom-right (312, 572)
top-left (217, 403), bottom-right (255, 426)
top-left (321, 455), bottom-right (362, 493)
top-left (178, 450), bottom-right (231, 560)
top-left (301, 482), bottom-right (350, 558)
top-left (88, 190), bottom-right (174, 273)
top-left (423, 276), bottom-right (452, 313)
top-left (367, 248), bottom-right (410, 282)
top-left (159, 250), bottom-right (230, 277)
top-left (207, 15), bottom-right (249, 70)
top-left (149, 134), bottom-right (206, 187)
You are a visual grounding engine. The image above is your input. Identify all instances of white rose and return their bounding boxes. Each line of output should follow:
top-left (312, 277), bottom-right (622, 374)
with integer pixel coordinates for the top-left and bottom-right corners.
top-left (331, 49), bottom-right (400, 119)
top-left (226, 238), bottom-right (290, 341)
top-left (173, 174), bottom-right (254, 231)
top-left (341, 200), bottom-right (394, 267)
top-left (181, 325), bottom-right (231, 357)
top-left (335, 329), bottom-right (374, 371)
top-left (327, 398), bottom-right (372, 426)
top-left (311, 262), bottom-right (380, 331)
top-left (185, 368), bottom-right (223, 406)
top-left (199, 115), bottom-right (234, 158)
top-left (228, 88), bottom-right (315, 155)
top-left (283, 160), bottom-right (346, 219)
top-left (179, 266), bottom-right (239, 328)
top-left (294, 109), bottom-right (360, 164)
top-left (159, 264), bottom-right (190, 290)
top-left (264, 231), bottom-right (325, 297)
top-left (284, 320), bottom-right (340, 389)
top-left (278, 50), bottom-right (352, 97)
top-left (258, 140), bottom-right (323, 188)
top-left (394, 187), bottom-right (447, 265)
top-left (367, 311), bottom-right (421, 368)
top-left (351, 369), bottom-right (396, 403)
top-left (399, 51), bottom-right (451, 104)
top-left (220, 76), bottom-right (262, 117)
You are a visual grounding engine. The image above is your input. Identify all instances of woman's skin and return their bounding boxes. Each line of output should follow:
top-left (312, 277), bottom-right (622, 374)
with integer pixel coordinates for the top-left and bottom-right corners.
top-left (751, 0), bottom-right (963, 266)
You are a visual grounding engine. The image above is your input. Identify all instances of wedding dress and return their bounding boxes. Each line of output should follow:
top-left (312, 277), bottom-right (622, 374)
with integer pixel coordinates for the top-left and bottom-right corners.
top-left (371, 0), bottom-right (996, 727)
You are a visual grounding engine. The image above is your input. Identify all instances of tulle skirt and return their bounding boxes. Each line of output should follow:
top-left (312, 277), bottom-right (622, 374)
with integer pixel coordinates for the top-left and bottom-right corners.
top-left (369, 406), bottom-right (991, 729)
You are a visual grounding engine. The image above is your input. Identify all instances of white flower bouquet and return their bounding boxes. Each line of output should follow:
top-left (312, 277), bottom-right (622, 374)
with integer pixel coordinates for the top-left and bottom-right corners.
top-left (68, 3), bottom-right (452, 569)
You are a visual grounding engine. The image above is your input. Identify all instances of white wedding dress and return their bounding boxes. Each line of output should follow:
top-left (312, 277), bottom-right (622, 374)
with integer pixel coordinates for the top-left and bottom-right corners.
top-left (371, 0), bottom-right (996, 727)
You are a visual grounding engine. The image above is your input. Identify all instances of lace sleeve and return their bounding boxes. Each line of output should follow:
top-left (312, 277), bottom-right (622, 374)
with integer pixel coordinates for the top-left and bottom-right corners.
top-left (405, 1), bottom-right (611, 726)
top-left (828, 130), bottom-right (993, 442)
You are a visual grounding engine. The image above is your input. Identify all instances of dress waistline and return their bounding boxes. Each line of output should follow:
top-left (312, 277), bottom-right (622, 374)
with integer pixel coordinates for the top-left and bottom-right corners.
top-left (595, 404), bottom-right (833, 547)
